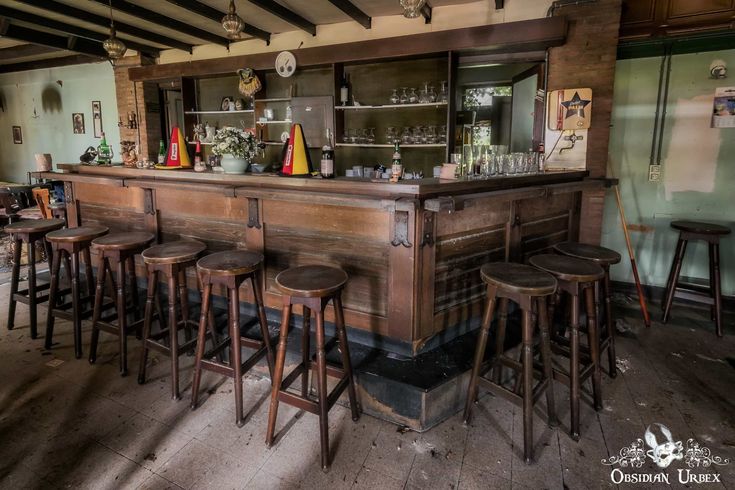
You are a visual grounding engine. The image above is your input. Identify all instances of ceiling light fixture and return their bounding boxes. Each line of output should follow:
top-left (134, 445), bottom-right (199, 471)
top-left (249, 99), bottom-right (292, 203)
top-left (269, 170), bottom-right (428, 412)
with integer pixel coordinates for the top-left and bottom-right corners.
top-left (400, 0), bottom-right (426, 18)
top-left (103, 0), bottom-right (127, 62)
top-left (222, 0), bottom-right (245, 38)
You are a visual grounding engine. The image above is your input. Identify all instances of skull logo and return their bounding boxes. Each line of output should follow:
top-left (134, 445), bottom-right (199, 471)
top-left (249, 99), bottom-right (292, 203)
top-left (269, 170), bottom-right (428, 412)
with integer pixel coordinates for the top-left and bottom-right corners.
top-left (644, 424), bottom-right (684, 468)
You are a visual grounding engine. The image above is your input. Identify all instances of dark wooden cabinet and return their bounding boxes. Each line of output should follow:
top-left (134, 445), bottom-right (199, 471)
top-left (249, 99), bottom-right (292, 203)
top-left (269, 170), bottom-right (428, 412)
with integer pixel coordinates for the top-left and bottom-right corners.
top-left (620, 0), bottom-right (735, 39)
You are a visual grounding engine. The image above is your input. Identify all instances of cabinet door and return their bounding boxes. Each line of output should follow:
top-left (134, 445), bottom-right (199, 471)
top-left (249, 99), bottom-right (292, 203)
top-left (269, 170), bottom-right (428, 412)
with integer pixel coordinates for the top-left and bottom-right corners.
top-left (290, 96), bottom-right (334, 148)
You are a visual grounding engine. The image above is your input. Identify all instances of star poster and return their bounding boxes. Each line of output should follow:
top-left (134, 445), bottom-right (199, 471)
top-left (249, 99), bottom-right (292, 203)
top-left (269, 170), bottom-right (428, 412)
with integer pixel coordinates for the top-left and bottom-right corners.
top-left (548, 88), bottom-right (593, 130)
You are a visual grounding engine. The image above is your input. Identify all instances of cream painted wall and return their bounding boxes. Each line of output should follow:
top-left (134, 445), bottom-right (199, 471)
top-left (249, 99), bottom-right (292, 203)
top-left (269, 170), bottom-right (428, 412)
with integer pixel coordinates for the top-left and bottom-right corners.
top-left (0, 62), bottom-right (120, 184)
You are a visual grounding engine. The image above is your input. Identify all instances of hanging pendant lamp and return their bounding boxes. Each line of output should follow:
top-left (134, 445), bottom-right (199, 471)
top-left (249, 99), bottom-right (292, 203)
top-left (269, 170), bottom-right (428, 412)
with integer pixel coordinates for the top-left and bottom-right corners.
top-left (400, 0), bottom-right (426, 18)
top-left (222, 0), bottom-right (245, 38)
top-left (103, 0), bottom-right (127, 62)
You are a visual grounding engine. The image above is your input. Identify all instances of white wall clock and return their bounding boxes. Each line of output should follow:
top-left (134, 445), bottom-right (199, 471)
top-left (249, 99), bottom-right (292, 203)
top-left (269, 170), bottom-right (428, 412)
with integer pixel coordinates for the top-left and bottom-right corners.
top-left (275, 51), bottom-right (296, 78)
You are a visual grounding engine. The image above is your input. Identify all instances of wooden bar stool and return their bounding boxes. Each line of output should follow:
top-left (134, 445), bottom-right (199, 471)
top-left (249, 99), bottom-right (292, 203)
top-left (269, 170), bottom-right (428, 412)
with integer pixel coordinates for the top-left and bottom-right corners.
top-left (265, 265), bottom-right (360, 471)
top-left (528, 254), bottom-right (605, 441)
top-left (5, 218), bottom-right (65, 339)
top-left (662, 220), bottom-right (731, 337)
top-left (45, 225), bottom-right (109, 358)
top-left (191, 250), bottom-right (275, 425)
top-left (138, 240), bottom-right (207, 400)
top-left (463, 262), bottom-right (558, 464)
top-left (88, 231), bottom-right (155, 376)
top-left (553, 242), bottom-right (621, 378)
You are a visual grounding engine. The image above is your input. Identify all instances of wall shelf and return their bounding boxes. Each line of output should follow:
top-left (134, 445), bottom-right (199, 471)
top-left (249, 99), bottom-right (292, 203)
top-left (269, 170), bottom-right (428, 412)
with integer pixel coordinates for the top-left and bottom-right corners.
top-left (184, 110), bottom-right (254, 115)
top-left (336, 143), bottom-right (445, 148)
top-left (336, 102), bottom-right (447, 110)
top-left (256, 98), bottom-right (291, 103)
top-left (187, 141), bottom-right (213, 145)
top-left (256, 120), bottom-right (292, 124)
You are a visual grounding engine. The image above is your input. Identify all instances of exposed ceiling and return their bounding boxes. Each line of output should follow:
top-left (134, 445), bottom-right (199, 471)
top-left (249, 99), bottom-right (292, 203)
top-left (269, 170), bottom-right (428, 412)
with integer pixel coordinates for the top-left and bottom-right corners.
top-left (0, 0), bottom-right (478, 72)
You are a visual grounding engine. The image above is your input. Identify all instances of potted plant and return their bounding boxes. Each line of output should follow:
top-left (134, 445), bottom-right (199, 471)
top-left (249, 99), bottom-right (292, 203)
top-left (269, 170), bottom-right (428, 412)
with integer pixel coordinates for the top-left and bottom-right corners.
top-left (211, 126), bottom-right (258, 174)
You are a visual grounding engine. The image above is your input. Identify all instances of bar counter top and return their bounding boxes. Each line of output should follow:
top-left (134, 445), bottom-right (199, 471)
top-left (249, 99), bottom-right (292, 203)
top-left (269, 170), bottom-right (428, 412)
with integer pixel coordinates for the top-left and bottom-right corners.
top-left (40, 164), bottom-right (590, 199)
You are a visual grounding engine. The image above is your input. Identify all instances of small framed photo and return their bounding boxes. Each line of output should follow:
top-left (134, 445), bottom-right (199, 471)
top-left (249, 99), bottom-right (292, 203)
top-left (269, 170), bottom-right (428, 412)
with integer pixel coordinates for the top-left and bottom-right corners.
top-left (12, 126), bottom-right (22, 144)
top-left (92, 100), bottom-right (103, 137)
top-left (221, 96), bottom-right (233, 111)
top-left (72, 113), bottom-right (85, 134)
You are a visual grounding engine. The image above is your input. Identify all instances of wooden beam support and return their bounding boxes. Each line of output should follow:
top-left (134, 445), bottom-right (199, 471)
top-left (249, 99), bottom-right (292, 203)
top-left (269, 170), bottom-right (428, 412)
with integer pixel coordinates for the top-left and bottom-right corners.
top-left (163, 0), bottom-right (271, 44)
top-left (0, 5), bottom-right (160, 56)
top-left (0, 54), bottom-right (97, 74)
top-left (421, 1), bottom-right (432, 24)
top-left (16, 0), bottom-right (193, 53)
top-left (327, 0), bottom-right (371, 29)
top-left (248, 0), bottom-right (316, 36)
top-left (0, 22), bottom-right (106, 59)
top-left (90, 0), bottom-right (229, 47)
top-left (0, 43), bottom-right (60, 60)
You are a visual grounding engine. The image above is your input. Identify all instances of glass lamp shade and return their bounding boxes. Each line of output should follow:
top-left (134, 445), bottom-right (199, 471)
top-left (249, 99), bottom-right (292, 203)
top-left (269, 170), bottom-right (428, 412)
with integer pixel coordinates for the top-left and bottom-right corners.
top-left (103, 27), bottom-right (127, 60)
top-left (222, 0), bottom-right (244, 37)
top-left (400, 0), bottom-right (426, 18)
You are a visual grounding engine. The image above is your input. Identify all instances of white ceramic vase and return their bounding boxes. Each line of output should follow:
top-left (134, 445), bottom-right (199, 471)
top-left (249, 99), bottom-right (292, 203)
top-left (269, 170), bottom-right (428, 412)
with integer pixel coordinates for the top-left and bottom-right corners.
top-left (220, 154), bottom-right (248, 174)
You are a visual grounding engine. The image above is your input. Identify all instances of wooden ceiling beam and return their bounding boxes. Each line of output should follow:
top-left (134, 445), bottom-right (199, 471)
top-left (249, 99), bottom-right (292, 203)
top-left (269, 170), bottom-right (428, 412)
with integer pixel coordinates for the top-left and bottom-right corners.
top-left (327, 0), bottom-right (371, 29)
top-left (0, 5), bottom-right (160, 56)
top-left (163, 0), bottom-right (271, 44)
top-left (248, 0), bottom-right (316, 36)
top-left (16, 0), bottom-right (193, 52)
top-left (0, 54), bottom-right (97, 73)
top-left (0, 43), bottom-right (59, 60)
top-left (0, 21), bottom-right (107, 59)
top-left (90, 0), bottom-right (228, 47)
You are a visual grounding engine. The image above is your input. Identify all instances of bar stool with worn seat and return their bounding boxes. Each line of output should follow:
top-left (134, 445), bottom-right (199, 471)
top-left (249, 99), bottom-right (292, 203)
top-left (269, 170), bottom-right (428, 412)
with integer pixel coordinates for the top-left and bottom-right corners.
top-left (528, 254), bottom-right (605, 441)
top-left (662, 220), bottom-right (731, 337)
top-left (44, 225), bottom-right (109, 358)
top-left (5, 218), bottom-right (65, 339)
top-left (463, 262), bottom-right (558, 464)
top-left (138, 240), bottom-right (207, 400)
top-left (88, 231), bottom-right (155, 376)
top-left (191, 250), bottom-right (275, 424)
top-left (553, 242), bottom-right (621, 378)
top-left (265, 265), bottom-right (360, 471)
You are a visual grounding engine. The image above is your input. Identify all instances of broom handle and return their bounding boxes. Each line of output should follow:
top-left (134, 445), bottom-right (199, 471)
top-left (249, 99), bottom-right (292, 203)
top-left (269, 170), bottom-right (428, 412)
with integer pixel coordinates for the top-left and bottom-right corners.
top-left (614, 184), bottom-right (651, 327)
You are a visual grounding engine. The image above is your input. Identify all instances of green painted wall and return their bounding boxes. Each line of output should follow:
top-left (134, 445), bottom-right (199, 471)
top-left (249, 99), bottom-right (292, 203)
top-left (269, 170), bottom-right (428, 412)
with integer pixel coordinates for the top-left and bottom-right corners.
top-left (0, 62), bottom-right (120, 184)
top-left (602, 49), bottom-right (735, 296)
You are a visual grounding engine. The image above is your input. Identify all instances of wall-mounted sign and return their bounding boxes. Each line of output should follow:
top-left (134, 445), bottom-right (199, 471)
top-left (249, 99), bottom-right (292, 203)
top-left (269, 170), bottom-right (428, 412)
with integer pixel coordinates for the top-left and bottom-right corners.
top-left (548, 88), bottom-right (592, 130)
top-left (711, 87), bottom-right (735, 128)
top-left (92, 101), bottom-right (103, 138)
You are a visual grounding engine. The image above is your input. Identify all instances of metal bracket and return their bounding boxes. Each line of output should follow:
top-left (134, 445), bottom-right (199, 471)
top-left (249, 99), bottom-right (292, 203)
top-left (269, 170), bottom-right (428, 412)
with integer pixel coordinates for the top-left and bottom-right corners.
top-left (391, 211), bottom-right (412, 248)
top-left (143, 188), bottom-right (156, 215)
top-left (421, 211), bottom-right (435, 247)
top-left (247, 198), bottom-right (261, 229)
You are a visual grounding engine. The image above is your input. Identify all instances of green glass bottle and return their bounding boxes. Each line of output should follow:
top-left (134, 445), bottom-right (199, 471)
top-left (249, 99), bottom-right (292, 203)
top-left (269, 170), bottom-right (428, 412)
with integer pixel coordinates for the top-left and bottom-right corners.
top-left (157, 139), bottom-right (166, 164)
top-left (97, 131), bottom-right (113, 165)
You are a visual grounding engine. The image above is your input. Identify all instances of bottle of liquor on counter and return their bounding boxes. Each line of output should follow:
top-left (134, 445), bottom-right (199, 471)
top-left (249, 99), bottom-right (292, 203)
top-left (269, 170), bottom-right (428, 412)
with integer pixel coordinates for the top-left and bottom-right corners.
top-left (340, 73), bottom-right (349, 106)
top-left (391, 142), bottom-right (402, 182)
top-left (97, 132), bottom-right (113, 165)
top-left (320, 129), bottom-right (335, 179)
top-left (537, 142), bottom-right (545, 173)
top-left (193, 140), bottom-right (205, 172)
top-left (157, 139), bottom-right (166, 165)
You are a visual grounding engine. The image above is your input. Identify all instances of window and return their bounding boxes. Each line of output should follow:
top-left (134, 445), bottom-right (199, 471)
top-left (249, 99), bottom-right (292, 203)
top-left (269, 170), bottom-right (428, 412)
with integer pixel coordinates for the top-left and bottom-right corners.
top-left (462, 86), bottom-right (512, 110)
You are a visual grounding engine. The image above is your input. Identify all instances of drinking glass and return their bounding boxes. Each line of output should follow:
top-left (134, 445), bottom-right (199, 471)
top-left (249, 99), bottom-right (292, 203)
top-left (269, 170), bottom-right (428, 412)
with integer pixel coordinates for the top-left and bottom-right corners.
top-left (399, 87), bottom-right (409, 104)
top-left (408, 88), bottom-right (419, 104)
top-left (438, 81), bottom-right (448, 103)
top-left (527, 152), bottom-right (539, 174)
top-left (348, 128), bottom-right (358, 144)
top-left (428, 85), bottom-right (437, 103)
top-left (413, 126), bottom-right (424, 144)
top-left (419, 82), bottom-right (431, 104)
top-left (401, 127), bottom-right (413, 144)
top-left (501, 154), bottom-right (513, 175)
top-left (385, 126), bottom-right (396, 144)
top-left (426, 126), bottom-right (437, 144)
top-left (389, 89), bottom-right (400, 105)
top-left (512, 152), bottom-right (525, 174)
top-left (366, 128), bottom-right (376, 144)
top-left (438, 125), bottom-right (447, 144)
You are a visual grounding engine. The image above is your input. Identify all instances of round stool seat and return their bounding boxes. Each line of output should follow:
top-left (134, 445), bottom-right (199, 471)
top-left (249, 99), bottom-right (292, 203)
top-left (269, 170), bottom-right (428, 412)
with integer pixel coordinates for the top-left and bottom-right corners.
top-left (46, 225), bottom-right (108, 243)
top-left (92, 231), bottom-right (155, 251)
top-left (671, 220), bottom-right (731, 236)
top-left (197, 250), bottom-right (263, 276)
top-left (143, 240), bottom-right (206, 265)
top-left (4, 218), bottom-right (65, 235)
top-left (553, 242), bottom-right (621, 266)
top-left (529, 254), bottom-right (605, 283)
top-left (480, 262), bottom-right (557, 296)
top-left (276, 265), bottom-right (348, 298)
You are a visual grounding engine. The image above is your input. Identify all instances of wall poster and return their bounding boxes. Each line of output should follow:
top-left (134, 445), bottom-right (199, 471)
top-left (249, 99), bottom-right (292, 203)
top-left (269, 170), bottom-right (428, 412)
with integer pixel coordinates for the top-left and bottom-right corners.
top-left (712, 87), bottom-right (735, 128)
top-left (92, 100), bottom-right (103, 137)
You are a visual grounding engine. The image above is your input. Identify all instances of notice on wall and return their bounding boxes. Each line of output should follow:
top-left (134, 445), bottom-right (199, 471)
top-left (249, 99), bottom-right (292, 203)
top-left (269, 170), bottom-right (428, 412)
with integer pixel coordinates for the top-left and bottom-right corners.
top-left (711, 87), bottom-right (735, 128)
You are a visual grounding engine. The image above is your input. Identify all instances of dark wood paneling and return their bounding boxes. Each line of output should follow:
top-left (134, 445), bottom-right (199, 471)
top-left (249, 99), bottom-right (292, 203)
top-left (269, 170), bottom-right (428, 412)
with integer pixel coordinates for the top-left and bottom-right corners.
top-left (158, 213), bottom-right (247, 252)
top-left (621, 0), bottom-right (735, 38)
top-left (79, 203), bottom-right (145, 233)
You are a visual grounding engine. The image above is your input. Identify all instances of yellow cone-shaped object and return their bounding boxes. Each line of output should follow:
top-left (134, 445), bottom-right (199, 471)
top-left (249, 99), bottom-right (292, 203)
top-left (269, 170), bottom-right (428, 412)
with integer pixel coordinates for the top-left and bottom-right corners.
top-left (158, 126), bottom-right (191, 169)
top-left (281, 124), bottom-right (312, 176)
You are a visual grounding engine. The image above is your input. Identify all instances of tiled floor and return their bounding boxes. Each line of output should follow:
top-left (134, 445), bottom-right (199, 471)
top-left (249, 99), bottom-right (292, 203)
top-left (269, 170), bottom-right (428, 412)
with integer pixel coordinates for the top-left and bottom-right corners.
top-left (1, 268), bottom-right (734, 489)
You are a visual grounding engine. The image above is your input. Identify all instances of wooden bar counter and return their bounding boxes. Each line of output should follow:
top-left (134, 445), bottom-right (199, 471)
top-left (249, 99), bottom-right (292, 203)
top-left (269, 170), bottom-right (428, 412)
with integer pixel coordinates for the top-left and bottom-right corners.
top-left (39, 165), bottom-right (598, 357)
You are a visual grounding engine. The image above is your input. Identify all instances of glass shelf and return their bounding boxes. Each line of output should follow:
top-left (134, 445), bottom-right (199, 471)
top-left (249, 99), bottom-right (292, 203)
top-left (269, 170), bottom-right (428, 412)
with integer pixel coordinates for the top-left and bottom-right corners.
top-left (335, 102), bottom-right (447, 110)
top-left (256, 120), bottom-right (292, 124)
top-left (255, 98), bottom-right (291, 103)
top-left (184, 110), bottom-right (254, 115)
top-left (335, 143), bottom-right (445, 148)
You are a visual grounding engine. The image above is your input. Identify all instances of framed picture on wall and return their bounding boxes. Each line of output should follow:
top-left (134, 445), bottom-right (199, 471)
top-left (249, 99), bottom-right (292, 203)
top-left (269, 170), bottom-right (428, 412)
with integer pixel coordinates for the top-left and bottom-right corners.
top-left (12, 126), bottom-right (22, 144)
top-left (92, 100), bottom-right (103, 137)
top-left (72, 113), bottom-right (85, 134)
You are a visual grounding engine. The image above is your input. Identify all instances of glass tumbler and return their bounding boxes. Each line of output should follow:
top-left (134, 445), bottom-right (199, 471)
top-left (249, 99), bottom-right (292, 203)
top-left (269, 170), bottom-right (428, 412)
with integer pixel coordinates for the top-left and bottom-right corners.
top-left (399, 87), bottom-right (409, 104)
top-left (408, 88), bottom-right (419, 104)
top-left (389, 89), bottom-right (400, 105)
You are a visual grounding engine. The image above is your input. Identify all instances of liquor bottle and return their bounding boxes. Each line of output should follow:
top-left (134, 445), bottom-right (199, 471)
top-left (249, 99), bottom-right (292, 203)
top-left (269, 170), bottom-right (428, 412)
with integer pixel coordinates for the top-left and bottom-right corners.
top-left (340, 73), bottom-right (349, 106)
top-left (537, 142), bottom-right (545, 173)
top-left (157, 139), bottom-right (166, 164)
top-left (320, 129), bottom-right (335, 179)
top-left (391, 142), bottom-right (402, 182)
top-left (193, 140), bottom-right (205, 172)
top-left (97, 132), bottom-right (113, 165)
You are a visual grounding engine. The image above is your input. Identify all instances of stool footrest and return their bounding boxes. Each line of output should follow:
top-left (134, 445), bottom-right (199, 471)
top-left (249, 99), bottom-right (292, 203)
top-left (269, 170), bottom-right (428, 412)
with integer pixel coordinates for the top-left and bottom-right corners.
top-left (477, 376), bottom-right (550, 407)
top-left (13, 293), bottom-right (50, 305)
top-left (199, 344), bottom-right (267, 377)
top-left (552, 363), bottom-right (595, 387)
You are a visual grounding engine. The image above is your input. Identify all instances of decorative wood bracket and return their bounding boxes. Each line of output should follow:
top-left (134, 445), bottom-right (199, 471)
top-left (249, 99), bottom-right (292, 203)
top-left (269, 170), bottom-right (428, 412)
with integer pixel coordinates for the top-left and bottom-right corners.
top-left (391, 210), bottom-right (412, 248)
top-left (143, 188), bottom-right (156, 215)
top-left (247, 198), bottom-right (261, 229)
top-left (63, 181), bottom-right (74, 203)
top-left (421, 211), bottom-right (435, 247)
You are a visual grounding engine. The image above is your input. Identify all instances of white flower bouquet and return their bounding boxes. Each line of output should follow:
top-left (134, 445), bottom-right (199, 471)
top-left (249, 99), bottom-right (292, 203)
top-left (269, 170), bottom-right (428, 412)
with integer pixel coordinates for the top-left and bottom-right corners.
top-left (211, 126), bottom-right (258, 160)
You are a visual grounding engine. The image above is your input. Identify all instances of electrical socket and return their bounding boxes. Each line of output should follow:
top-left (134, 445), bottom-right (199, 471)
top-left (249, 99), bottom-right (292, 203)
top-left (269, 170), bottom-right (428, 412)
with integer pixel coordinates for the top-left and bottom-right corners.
top-left (648, 165), bottom-right (661, 182)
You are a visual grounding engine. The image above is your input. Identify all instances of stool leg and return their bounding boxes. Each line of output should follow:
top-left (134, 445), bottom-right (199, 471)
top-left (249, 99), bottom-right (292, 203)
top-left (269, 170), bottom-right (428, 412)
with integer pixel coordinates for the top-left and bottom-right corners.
top-left (138, 269), bottom-right (158, 386)
top-left (168, 269), bottom-right (181, 400)
top-left (463, 286), bottom-right (497, 424)
top-left (128, 256), bottom-right (140, 324)
top-left (178, 268), bottom-right (192, 342)
top-left (537, 297), bottom-right (558, 428)
top-left (116, 258), bottom-right (129, 376)
top-left (44, 246), bottom-right (62, 349)
top-left (603, 270), bottom-right (617, 378)
top-left (711, 243), bottom-right (723, 337)
top-left (662, 238), bottom-right (687, 323)
top-left (83, 247), bottom-right (95, 299)
top-left (71, 250), bottom-right (82, 359)
top-left (315, 307), bottom-right (330, 471)
top-left (230, 286), bottom-right (244, 427)
top-left (569, 293), bottom-right (581, 441)
top-left (492, 297), bottom-right (508, 385)
top-left (251, 272), bottom-right (274, 377)
top-left (662, 236), bottom-right (684, 311)
top-left (191, 281), bottom-right (212, 410)
top-left (521, 307), bottom-right (534, 464)
top-left (584, 286), bottom-right (603, 411)
top-left (7, 239), bottom-right (22, 331)
top-left (301, 306), bottom-right (311, 397)
top-left (334, 293), bottom-right (359, 421)
top-left (266, 301), bottom-right (292, 447)
top-left (44, 238), bottom-right (54, 274)
top-left (28, 241), bottom-right (38, 339)
top-left (89, 254), bottom-right (107, 364)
